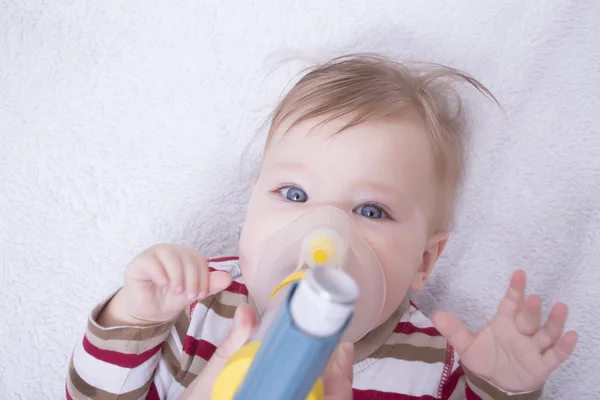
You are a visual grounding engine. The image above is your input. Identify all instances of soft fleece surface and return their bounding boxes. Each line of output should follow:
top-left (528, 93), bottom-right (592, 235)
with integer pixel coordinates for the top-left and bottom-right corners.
top-left (1, 0), bottom-right (598, 398)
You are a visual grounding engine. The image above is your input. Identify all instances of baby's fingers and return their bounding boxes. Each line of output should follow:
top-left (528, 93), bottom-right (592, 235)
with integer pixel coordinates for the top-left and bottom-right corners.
top-left (156, 247), bottom-right (185, 295)
top-left (207, 271), bottom-right (233, 296)
top-left (131, 258), bottom-right (168, 287)
top-left (497, 270), bottom-right (527, 318)
top-left (533, 303), bottom-right (568, 351)
top-left (192, 252), bottom-right (210, 299)
top-left (515, 294), bottom-right (541, 335)
top-left (541, 331), bottom-right (578, 374)
top-left (182, 252), bottom-right (203, 300)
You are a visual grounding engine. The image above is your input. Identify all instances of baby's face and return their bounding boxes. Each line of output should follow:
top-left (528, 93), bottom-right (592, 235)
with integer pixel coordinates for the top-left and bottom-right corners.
top-left (239, 114), bottom-right (447, 329)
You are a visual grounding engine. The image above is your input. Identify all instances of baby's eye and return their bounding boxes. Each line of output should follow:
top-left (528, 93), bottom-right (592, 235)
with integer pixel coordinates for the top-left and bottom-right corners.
top-left (354, 204), bottom-right (386, 220)
top-left (279, 187), bottom-right (308, 203)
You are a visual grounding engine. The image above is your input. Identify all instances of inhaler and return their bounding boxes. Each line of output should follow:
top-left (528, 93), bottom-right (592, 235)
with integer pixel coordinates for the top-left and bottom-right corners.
top-left (211, 207), bottom-right (386, 400)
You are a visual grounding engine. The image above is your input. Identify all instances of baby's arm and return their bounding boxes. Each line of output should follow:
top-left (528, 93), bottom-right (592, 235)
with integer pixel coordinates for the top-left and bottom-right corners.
top-left (440, 361), bottom-right (542, 399)
top-left (434, 270), bottom-right (577, 398)
top-left (66, 293), bottom-right (176, 399)
top-left (66, 244), bottom-right (233, 399)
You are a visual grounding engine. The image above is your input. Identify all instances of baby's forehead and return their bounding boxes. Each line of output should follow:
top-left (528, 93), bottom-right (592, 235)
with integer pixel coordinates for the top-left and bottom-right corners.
top-left (264, 115), bottom-right (437, 183)
top-left (268, 112), bottom-right (428, 149)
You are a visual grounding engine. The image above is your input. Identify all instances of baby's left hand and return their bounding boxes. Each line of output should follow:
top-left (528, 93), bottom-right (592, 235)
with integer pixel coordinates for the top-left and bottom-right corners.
top-left (433, 269), bottom-right (578, 393)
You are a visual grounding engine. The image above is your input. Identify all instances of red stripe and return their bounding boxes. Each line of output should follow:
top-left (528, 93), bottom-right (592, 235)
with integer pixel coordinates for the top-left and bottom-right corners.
top-left (65, 385), bottom-right (73, 400)
top-left (189, 275), bottom-right (248, 320)
top-left (225, 280), bottom-right (249, 296)
top-left (394, 322), bottom-right (441, 337)
top-left (208, 256), bottom-right (239, 263)
top-left (82, 335), bottom-right (162, 368)
top-left (207, 265), bottom-right (248, 296)
top-left (182, 336), bottom-right (218, 361)
top-left (352, 389), bottom-right (436, 400)
top-left (182, 334), bottom-right (198, 356)
top-left (438, 343), bottom-right (455, 398)
top-left (195, 338), bottom-right (217, 360)
top-left (465, 384), bottom-right (481, 400)
top-left (409, 300), bottom-right (420, 310)
top-left (440, 365), bottom-right (463, 400)
top-left (207, 268), bottom-right (248, 296)
top-left (147, 382), bottom-right (160, 400)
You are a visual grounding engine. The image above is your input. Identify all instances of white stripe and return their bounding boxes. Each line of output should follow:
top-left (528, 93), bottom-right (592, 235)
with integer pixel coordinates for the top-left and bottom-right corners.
top-left (156, 358), bottom-right (175, 399)
top-left (209, 259), bottom-right (244, 282)
top-left (187, 303), bottom-right (233, 346)
top-left (353, 358), bottom-right (443, 396)
top-left (166, 379), bottom-right (186, 399)
top-left (170, 326), bottom-right (183, 353)
top-left (72, 339), bottom-right (160, 394)
top-left (405, 308), bottom-right (436, 329)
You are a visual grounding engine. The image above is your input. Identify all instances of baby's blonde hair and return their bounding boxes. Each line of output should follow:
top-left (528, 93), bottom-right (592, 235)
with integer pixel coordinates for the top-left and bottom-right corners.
top-left (264, 53), bottom-right (497, 228)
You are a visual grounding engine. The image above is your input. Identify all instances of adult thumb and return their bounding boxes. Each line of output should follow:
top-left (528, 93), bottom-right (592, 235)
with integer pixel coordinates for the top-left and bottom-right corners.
top-left (324, 342), bottom-right (354, 400)
top-left (180, 303), bottom-right (256, 400)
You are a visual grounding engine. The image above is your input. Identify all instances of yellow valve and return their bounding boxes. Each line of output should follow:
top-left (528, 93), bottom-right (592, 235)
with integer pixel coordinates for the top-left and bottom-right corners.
top-left (308, 235), bottom-right (337, 265)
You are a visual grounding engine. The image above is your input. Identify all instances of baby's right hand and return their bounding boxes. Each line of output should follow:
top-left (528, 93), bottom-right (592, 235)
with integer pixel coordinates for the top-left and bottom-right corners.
top-left (100, 244), bottom-right (233, 326)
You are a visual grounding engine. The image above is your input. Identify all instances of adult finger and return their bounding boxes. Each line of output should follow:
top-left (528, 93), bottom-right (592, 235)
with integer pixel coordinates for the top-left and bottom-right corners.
top-left (324, 342), bottom-right (354, 400)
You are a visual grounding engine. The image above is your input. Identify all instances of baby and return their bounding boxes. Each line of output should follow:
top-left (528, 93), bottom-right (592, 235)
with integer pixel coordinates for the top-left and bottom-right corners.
top-left (66, 54), bottom-right (578, 400)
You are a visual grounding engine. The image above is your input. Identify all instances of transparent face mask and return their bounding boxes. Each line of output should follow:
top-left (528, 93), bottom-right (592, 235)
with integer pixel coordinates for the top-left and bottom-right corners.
top-left (249, 206), bottom-right (386, 342)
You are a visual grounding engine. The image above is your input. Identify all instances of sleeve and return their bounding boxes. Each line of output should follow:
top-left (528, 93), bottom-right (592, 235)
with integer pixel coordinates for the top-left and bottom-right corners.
top-left (66, 292), bottom-right (175, 400)
top-left (441, 362), bottom-right (544, 400)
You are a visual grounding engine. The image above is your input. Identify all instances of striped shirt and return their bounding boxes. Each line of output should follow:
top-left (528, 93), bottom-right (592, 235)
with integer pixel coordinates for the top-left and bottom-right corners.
top-left (67, 257), bottom-right (542, 399)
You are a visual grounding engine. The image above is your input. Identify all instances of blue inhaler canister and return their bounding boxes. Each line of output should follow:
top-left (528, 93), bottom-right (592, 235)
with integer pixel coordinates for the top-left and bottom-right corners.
top-left (211, 266), bottom-right (359, 400)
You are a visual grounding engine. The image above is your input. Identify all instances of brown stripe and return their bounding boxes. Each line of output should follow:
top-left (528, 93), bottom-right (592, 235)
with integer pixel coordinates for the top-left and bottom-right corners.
top-left (66, 373), bottom-right (90, 400)
top-left (216, 290), bottom-right (248, 307)
top-left (387, 331), bottom-right (448, 349)
top-left (174, 311), bottom-right (190, 346)
top-left (464, 368), bottom-right (543, 400)
top-left (371, 343), bottom-right (446, 364)
top-left (180, 370), bottom-right (200, 388)
top-left (163, 335), bottom-right (182, 380)
top-left (187, 351), bottom-right (209, 377)
top-left (85, 327), bottom-right (167, 354)
top-left (87, 316), bottom-right (173, 342)
top-left (68, 358), bottom-right (153, 400)
top-left (198, 291), bottom-right (246, 320)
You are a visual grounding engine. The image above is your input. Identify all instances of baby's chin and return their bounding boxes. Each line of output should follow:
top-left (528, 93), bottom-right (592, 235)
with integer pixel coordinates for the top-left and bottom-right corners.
top-left (375, 294), bottom-right (410, 326)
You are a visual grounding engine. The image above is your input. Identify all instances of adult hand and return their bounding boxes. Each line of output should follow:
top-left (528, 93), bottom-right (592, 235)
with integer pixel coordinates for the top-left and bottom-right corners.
top-left (180, 303), bottom-right (354, 399)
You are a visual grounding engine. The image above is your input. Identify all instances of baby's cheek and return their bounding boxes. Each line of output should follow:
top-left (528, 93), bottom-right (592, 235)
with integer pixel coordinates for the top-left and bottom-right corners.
top-left (378, 260), bottom-right (413, 319)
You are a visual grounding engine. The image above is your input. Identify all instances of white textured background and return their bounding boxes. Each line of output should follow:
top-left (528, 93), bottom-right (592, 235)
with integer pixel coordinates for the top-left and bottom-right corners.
top-left (1, 0), bottom-right (599, 398)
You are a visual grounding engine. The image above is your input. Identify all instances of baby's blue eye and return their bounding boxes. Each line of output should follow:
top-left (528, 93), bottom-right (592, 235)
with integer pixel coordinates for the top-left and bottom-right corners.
top-left (280, 187), bottom-right (308, 202)
top-left (354, 204), bottom-right (385, 219)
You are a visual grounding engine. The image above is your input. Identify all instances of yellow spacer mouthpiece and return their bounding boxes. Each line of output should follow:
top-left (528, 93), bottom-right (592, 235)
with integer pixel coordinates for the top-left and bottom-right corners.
top-left (270, 270), bottom-right (308, 300)
top-left (308, 235), bottom-right (337, 265)
top-left (212, 341), bottom-right (324, 400)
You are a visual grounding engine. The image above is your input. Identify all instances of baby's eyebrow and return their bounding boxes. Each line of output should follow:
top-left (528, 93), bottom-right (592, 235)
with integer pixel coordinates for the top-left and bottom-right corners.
top-left (268, 160), bottom-right (307, 172)
top-left (351, 181), bottom-right (414, 207)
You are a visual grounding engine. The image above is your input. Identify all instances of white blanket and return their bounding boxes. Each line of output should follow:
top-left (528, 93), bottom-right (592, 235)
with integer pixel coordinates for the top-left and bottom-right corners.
top-left (1, 0), bottom-right (598, 398)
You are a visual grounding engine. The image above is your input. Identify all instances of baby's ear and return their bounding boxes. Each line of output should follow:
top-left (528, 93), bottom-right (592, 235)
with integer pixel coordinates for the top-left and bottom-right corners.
top-left (410, 230), bottom-right (449, 292)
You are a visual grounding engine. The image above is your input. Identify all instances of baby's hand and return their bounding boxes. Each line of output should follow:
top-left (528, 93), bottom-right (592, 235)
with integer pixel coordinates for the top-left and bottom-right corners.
top-left (433, 270), bottom-right (578, 393)
top-left (100, 244), bottom-right (233, 326)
